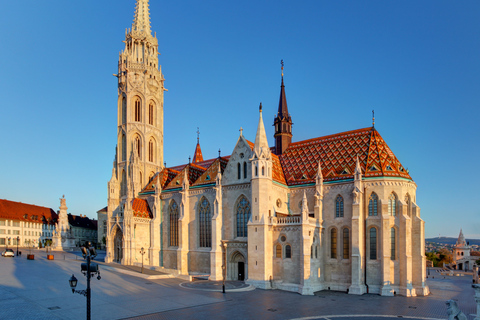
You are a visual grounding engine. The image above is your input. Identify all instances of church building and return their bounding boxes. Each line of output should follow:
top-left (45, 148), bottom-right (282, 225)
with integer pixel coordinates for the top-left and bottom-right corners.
top-left (105, 0), bottom-right (429, 297)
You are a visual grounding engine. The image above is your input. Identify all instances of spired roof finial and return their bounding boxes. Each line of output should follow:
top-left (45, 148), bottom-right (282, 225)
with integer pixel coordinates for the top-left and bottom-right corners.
top-left (196, 127), bottom-right (200, 143)
top-left (281, 59), bottom-right (284, 77)
top-left (372, 110), bottom-right (375, 128)
top-left (132, 0), bottom-right (152, 36)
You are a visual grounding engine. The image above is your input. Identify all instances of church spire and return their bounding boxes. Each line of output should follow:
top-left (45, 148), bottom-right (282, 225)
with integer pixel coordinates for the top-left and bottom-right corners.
top-left (132, 0), bottom-right (152, 36)
top-left (192, 128), bottom-right (204, 163)
top-left (253, 103), bottom-right (271, 159)
top-left (274, 60), bottom-right (293, 155)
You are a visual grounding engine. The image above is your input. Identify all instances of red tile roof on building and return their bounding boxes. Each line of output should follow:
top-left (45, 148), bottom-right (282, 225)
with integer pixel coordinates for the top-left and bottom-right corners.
top-left (192, 157), bottom-right (229, 187)
top-left (165, 162), bottom-right (207, 190)
top-left (132, 198), bottom-right (152, 219)
top-left (271, 153), bottom-right (287, 185)
top-left (141, 168), bottom-right (180, 193)
top-left (192, 142), bottom-right (204, 163)
top-left (0, 199), bottom-right (58, 225)
top-left (280, 127), bottom-right (411, 185)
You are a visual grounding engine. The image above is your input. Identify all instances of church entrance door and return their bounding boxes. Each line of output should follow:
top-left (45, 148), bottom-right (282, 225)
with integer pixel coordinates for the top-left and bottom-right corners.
top-left (229, 251), bottom-right (246, 281)
top-left (238, 262), bottom-right (245, 281)
top-left (113, 226), bottom-right (123, 263)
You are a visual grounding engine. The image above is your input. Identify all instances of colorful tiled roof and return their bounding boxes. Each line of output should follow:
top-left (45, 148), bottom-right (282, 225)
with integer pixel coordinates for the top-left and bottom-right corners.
top-left (192, 157), bottom-right (229, 187)
top-left (0, 199), bottom-right (58, 225)
top-left (280, 127), bottom-right (412, 185)
top-left (192, 142), bottom-right (204, 163)
top-left (271, 153), bottom-right (287, 185)
top-left (165, 163), bottom-right (207, 190)
top-left (132, 198), bottom-right (152, 219)
top-left (141, 168), bottom-right (180, 193)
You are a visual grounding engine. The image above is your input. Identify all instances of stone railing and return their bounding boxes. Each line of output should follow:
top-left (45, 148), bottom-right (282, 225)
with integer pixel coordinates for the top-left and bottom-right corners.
top-left (270, 215), bottom-right (301, 225)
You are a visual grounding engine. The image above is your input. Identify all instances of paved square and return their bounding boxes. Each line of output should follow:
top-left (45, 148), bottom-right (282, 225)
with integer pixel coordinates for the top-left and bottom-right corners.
top-left (0, 250), bottom-right (477, 320)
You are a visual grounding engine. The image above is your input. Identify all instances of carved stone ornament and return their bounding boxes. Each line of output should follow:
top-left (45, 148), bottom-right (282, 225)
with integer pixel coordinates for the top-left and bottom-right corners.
top-left (129, 72), bottom-right (144, 89)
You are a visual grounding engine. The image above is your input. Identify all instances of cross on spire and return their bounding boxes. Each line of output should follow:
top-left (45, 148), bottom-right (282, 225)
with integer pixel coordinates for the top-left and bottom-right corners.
top-left (239, 127), bottom-right (243, 136)
top-left (196, 127), bottom-right (200, 143)
top-left (372, 110), bottom-right (375, 128)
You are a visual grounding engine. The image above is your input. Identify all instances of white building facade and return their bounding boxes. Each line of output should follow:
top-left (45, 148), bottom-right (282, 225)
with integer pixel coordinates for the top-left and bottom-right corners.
top-left (105, 0), bottom-right (429, 297)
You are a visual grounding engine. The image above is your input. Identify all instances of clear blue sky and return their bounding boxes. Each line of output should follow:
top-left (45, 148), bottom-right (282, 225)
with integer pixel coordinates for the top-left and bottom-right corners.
top-left (1, 1), bottom-right (479, 238)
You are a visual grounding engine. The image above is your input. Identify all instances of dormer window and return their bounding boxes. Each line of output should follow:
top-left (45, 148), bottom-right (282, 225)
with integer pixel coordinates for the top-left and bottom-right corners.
top-left (301, 174), bottom-right (307, 180)
top-left (370, 165), bottom-right (379, 171)
top-left (386, 165), bottom-right (393, 171)
top-left (340, 168), bottom-right (349, 175)
top-left (206, 175), bottom-right (210, 181)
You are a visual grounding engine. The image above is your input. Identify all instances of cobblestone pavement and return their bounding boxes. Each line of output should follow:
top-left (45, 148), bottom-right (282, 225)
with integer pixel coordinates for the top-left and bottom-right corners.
top-left (0, 252), bottom-right (477, 320)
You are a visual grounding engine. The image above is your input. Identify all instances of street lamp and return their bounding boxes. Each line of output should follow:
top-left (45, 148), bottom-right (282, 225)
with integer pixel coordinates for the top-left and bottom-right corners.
top-left (140, 247), bottom-right (146, 273)
top-left (68, 242), bottom-right (101, 320)
top-left (16, 236), bottom-right (19, 256)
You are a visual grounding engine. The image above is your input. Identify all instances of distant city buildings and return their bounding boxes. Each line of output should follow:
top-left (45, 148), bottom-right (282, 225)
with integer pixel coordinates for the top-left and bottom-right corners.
top-left (0, 197), bottom-right (98, 249)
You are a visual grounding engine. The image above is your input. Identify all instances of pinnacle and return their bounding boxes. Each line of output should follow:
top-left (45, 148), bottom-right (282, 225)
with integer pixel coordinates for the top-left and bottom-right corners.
top-left (132, 0), bottom-right (152, 36)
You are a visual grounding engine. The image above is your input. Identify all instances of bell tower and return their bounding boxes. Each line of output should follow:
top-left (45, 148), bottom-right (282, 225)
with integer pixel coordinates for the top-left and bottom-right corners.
top-left (115, 0), bottom-right (165, 198)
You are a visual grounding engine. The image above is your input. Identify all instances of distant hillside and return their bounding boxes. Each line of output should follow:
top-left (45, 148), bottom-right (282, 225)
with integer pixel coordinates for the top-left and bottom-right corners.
top-left (426, 237), bottom-right (480, 246)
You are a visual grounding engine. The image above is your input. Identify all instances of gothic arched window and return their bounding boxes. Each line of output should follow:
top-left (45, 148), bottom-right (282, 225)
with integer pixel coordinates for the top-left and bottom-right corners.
top-left (134, 136), bottom-right (141, 159)
top-left (243, 162), bottom-right (247, 179)
top-left (169, 201), bottom-right (179, 247)
top-left (236, 196), bottom-right (251, 237)
top-left (391, 227), bottom-right (396, 260)
top-left (121, 134), bottom-right (126, 161)
top-left (285, 245), bottom-right (292, 258)
top-left (370, 227), bottom-right (377, 260)
top-left (343, 228), bottom-right (349, 259)
top-left (335, 195), bottom-right (344, 218)
top-left (134, 98), bottom-right (141, 122)
top-left (368, 193), bottom-right (378, 216)
top-left (122, 96), bottom-right (126, 124)
top-left (237, 163), bottom-right (241, 179)
top-left (121, 170), bottom-right (126, 196)
top-left (276, 244), bottom-right (282, 258)
top-left (331, 228), bottom-right (337, 259)
top-left (148, 102), bottom-right (154, 125)
top-left (198, 197), bottom-right (212, 248)
top-left (148, 139), bottom-right (154, 162)
top-left (388, 193), bottom-right (397, 216)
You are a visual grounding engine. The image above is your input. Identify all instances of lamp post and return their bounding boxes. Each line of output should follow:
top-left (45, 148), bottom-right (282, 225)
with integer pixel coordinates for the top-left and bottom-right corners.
top-left (68, 242), bottom-right (101, 320)
top-left (140, 247), bottom-right (146, 273)
top-left (221, 241), bottom-right (226, 294)
top-left (16, 236), bottom-right (19, 256)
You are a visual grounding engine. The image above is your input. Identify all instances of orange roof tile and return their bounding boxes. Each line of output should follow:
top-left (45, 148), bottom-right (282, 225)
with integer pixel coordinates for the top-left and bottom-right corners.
top-left (271, 153), bottom-right (287, 185)
top-left (141, 168), bottom-right (180, 193)
top-left (164, 163), bottom-right (207, 190)
top-left (132, 198), bottom-right (152, 219)
top-left (0, 199), bottom-right (58, 225)
top-left (192, 142), bottom-right (204, 163)
top-left (280, 127), bottom-right (412, 185)
top-left (192, 157), bottom-right (229, 187)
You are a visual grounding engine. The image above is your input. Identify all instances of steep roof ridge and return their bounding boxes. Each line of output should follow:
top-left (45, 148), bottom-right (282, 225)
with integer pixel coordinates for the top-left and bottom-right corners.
top-left (287, 127), bottom-right (372, 149)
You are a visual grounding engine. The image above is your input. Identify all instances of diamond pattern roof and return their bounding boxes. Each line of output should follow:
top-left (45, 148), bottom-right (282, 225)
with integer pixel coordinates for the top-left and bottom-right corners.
top-left (280, 127), bottom-right (411, 185)
top-left (132, 198), bottom-right (152, 219)
top-left (192, 157), bottom-right (229, 187)
top-left (164, 162), bottom-right (207, 190)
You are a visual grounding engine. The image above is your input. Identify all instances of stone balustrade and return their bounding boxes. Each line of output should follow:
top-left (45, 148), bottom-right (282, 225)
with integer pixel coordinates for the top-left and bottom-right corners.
top-left (270, 215), bottom-right (301, 225)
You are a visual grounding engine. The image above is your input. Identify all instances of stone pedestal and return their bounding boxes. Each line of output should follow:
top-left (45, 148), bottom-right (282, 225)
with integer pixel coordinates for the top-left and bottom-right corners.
top-left (473, 284), bottom-right (480, 320)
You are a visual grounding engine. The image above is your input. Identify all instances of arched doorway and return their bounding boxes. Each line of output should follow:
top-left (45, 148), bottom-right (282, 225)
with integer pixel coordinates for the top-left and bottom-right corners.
top-left (230, 251), bottom-right (246, 281)
top-left (112, 226), bottom-right (123, 263)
